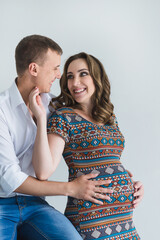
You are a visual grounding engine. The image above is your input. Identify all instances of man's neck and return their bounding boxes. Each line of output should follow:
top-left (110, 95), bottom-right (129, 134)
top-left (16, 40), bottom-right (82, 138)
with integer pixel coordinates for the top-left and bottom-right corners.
top-left (16, 77), bottom-right (38, 121)
top-left (16, 76), bottom-right (34, 106)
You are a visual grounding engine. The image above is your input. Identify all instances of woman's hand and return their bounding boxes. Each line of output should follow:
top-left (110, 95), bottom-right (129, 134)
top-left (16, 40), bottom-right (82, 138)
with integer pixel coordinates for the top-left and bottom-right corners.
top-left (126, 169), bottom-right (144, 208)
top-left (29, 87), bottom-right (46, 120)
top-left (133, 181), bottom-right (144, 208)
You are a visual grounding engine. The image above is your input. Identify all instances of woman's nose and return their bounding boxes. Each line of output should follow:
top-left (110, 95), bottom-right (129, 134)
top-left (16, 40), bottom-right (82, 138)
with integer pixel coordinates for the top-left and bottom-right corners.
top-left (73, 76), bottom-right (80, 86)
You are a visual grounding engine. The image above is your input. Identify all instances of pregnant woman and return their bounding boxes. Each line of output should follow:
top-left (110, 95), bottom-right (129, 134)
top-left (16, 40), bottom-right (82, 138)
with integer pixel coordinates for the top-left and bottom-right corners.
top-left (30, 52), bottom-right (142, 239)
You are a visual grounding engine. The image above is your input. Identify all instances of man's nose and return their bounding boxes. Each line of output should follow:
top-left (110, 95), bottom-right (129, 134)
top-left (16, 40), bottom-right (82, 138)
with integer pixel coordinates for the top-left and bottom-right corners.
top-left (56, 69), bottom-right (61, 79)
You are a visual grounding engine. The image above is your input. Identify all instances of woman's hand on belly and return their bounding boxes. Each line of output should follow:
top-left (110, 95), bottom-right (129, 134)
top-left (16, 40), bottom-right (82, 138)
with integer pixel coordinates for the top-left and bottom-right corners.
top-left (66, 173), bottom-right (113, 205)
top-left (126, 169), bottom-right (144, 208)
top-left (133, 181), bottom-right (144, 208)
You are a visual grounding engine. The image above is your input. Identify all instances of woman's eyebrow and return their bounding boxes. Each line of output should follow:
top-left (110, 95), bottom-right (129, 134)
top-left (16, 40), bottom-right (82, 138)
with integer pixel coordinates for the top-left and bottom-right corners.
top-left (78, 68), bottom-right (88, 72)
top-left (67, 72), bottom-right (73, 75)
top-left (67, 68), bottom-right (88, 75)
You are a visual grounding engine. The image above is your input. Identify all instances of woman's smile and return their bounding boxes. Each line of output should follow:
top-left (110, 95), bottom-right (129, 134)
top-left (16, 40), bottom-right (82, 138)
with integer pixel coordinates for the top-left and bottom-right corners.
top-left (67, 59), bottom-right (95, 108)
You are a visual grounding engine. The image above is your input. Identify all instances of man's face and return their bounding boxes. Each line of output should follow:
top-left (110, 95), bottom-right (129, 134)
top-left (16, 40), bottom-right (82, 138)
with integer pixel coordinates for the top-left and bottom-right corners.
top-left (35, 49), bottom-right (61, 93)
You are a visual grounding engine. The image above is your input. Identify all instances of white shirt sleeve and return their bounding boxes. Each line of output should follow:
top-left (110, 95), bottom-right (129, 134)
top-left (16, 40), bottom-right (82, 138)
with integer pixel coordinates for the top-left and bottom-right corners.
top-left (0, 109), bottom-right (28, 197)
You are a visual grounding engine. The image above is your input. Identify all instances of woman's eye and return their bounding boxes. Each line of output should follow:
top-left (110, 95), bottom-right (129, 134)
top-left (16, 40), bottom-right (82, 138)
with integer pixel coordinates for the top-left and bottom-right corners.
top-left (67, 75), bottom-right (73, 79)
top-left (80, 71), bottom-right (88, 77)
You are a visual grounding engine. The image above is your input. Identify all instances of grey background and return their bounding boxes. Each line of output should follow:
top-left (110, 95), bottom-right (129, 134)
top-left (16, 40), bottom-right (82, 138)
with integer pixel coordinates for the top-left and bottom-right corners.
top-left (0, 1), bottom-right (160, 239)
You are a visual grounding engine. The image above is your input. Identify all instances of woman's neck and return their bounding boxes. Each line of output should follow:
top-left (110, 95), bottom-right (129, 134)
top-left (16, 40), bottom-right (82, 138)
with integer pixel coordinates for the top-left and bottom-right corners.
top-left (79, 103), bottom-right (93, 117)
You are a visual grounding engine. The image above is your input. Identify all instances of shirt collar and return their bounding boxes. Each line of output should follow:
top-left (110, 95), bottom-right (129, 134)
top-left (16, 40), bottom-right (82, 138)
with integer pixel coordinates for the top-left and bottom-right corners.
top-left (40, 92), bottom-right (52, 108)
top-left (9, 79), bottom-right (24, 109)
top-left (9, 79), bottom-right (53, 111)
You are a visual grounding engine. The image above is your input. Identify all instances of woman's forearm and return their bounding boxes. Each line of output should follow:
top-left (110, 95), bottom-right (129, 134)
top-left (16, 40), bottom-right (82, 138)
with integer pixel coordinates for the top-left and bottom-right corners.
top-left (29, 88), bottom-right (64, 180)
top-left (32, 117), bottom-right (54, 180)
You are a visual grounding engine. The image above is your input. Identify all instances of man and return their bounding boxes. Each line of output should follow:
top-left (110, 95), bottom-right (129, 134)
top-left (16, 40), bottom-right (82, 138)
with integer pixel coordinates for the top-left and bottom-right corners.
top-left (0, 35), bottom-right (143, 240)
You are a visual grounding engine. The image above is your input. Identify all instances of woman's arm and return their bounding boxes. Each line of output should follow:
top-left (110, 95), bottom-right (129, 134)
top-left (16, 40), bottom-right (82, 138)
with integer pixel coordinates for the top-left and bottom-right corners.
top-left (33, 121), bottom-right (65, 180)
top-left (29, 87), bottom-right (63, 180)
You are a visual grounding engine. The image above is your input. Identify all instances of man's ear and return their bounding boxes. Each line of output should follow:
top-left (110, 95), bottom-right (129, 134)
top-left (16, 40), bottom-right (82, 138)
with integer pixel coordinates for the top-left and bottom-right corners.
top-left (29, 63), bottom-right (39, 76)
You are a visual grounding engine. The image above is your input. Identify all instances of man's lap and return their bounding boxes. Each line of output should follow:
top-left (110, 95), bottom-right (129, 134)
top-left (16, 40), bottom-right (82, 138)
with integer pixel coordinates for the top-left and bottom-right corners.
top-left (0, 196), bottom-right (82, 240)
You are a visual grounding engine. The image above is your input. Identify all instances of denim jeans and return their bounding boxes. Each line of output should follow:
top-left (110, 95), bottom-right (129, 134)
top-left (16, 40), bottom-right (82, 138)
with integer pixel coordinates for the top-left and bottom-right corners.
top-left (0, 196), bottom-right (82, 240)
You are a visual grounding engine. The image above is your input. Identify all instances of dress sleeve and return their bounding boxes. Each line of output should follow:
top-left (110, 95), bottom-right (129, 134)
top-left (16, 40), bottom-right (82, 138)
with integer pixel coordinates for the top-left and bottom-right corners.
top-left (47, 110), bottom-right (70, 143)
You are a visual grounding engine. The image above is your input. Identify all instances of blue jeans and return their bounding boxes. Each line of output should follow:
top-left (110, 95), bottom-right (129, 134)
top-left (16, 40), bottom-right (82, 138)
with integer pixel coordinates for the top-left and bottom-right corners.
top-left (0, 196), bottom-right (82, 240)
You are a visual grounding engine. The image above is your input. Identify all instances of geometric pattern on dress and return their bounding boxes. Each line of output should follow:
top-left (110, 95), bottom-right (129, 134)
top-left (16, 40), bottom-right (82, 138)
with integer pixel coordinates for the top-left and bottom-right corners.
top-left (47, 107), bottom-right (140, 240)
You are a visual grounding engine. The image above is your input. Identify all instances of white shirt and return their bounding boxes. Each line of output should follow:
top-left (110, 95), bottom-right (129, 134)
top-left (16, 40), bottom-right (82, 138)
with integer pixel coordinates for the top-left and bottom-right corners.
top-left (0, 81), bottom-right (53, 197)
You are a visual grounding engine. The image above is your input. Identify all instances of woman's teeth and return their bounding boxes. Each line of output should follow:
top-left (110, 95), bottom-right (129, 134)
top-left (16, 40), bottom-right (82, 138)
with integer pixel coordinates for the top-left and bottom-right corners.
top-left (74, 88), bottom-right (85, 93)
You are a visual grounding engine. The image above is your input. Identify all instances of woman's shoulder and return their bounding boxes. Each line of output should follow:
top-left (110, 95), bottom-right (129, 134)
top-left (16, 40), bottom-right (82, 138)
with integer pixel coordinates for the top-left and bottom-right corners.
top-left (49, 107), bottom-right (74, 123)
top-left (54, 107), bottom-right (74, 115)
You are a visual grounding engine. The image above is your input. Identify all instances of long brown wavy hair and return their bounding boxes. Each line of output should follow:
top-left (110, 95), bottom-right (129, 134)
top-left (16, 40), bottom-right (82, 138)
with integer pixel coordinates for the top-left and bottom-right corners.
top-left (51, 52), bottom-right (114, 125)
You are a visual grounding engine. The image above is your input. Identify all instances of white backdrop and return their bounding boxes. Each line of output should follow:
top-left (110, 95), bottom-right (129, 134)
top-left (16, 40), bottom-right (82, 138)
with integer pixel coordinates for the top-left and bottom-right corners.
top-left (0, 1), bottom-right (160, 239)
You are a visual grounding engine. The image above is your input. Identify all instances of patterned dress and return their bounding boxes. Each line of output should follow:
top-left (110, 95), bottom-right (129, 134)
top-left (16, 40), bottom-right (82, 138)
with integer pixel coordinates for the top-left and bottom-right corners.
top-left (47, 107), bottom-right (140, 240)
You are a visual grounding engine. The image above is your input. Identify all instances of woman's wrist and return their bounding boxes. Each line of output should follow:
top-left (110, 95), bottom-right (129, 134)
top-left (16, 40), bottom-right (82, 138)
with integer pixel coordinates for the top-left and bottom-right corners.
top-left (37, 115), bottom-right (47, 126)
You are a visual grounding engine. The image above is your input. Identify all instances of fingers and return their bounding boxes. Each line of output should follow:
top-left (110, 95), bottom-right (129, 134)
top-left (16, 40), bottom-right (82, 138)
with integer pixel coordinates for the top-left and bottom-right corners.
top-left (93, 186), bottom-right (113, 203)
top-left (134, 181), bottom-right (143, 189)
top-left (36, 95), bottom-right (42, 106)
top-left (134, 189), bottom-right (143, 197)
top-left (83, 173), bottom-right (112, 187)
top-left (29, 87), bottom-right (39, 104)
top-left (87, 196), bottom-right (104, 205)
top-left (132, 195), bottom-right (143, 208)
top-left (133, 196), bottom-right (143, 205)
top-left (133, 182), bottom-right (144, 198)
top-left (87, 193), bottom-right (111, 205)
top-left (95, 179), bottom-right (112, 186)
top-left (29, 87), bottom-right (39, 98)
top-left (29, 87), bottom-right (44, 112)
top-left (94, 193), bottom-right (112, 201)
top-left (77, 174), bottom-right (114, 204)
top-left (132, 182), bottom-right (144, 208)
top-left (84, 173), bottom-right (99, 179)
top-left (89, 183), bottom-right (113, 204)
top-left (95, 186), bottom-right (113, 194)
top-left (86, 190), bottom-right (112, 205)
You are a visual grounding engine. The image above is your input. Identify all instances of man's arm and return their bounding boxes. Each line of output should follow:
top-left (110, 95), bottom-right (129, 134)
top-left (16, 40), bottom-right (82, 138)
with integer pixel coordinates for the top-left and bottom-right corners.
top-left (0, 109), bottom-right (28, 197)
top-left (15, 174), bottom-right (113, 205)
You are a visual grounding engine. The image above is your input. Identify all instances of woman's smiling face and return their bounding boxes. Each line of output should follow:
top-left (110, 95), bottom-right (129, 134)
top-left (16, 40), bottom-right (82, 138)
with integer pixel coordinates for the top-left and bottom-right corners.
top-left (67, 58), bottom-right (95, 108)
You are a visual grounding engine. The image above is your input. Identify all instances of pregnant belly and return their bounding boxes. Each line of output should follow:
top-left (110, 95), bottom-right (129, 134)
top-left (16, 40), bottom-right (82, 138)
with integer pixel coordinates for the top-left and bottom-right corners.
top-left (74, 163), bottom-right (135, 223)
top-left (65, 164), bottom-right (135, 233)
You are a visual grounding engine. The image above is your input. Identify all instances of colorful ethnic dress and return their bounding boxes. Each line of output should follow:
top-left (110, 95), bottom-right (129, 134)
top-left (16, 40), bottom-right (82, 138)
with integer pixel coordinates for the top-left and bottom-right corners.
top-left (47, 107), bottom-right (140, 240)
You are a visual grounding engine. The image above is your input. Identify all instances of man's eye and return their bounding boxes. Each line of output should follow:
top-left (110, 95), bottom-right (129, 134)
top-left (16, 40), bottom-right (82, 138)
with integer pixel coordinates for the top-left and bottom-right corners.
top-left (67, 75), bottom-right (73, 79)
top-left (80, 72), bottom-right (88, 77)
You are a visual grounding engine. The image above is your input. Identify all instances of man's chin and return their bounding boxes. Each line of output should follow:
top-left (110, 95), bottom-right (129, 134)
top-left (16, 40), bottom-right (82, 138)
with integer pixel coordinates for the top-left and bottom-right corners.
top-left (39, 88), bottom-right (51, 94)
